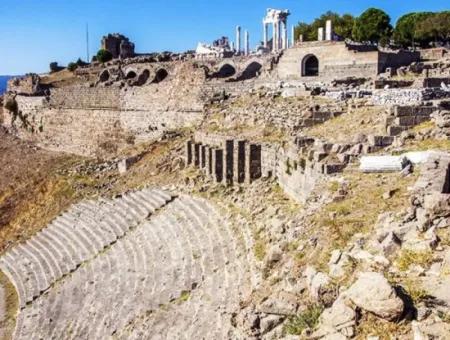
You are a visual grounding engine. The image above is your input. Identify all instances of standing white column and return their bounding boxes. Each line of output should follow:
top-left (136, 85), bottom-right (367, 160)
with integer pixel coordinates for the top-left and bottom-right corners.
top-left (325, 20), bottom-right (333, 41)
top-left (318, 27), bottom-right (324, 41)
top-left (263, 23), bottom-right (268, 48)
top-left (277, 20), bottom-right (283, 50)
top-left (272, 22), bottom-right (278, 52)
top-left (244, 30), bottom-right (249, 56)
top-left (236, 26), bottom-right (241, 53)
top-left (282, 21), bottom-right (288, 49)
top-left (291, 25), bottom-right (295, 47)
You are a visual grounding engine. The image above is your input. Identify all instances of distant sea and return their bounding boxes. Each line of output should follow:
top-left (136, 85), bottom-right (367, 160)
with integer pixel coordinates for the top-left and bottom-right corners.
top-left (0, 75), bottom-right (13, 95)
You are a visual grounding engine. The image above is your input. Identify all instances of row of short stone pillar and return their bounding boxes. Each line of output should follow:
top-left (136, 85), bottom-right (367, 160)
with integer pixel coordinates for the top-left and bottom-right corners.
top-left (186, 140), bottom-right (262, 185)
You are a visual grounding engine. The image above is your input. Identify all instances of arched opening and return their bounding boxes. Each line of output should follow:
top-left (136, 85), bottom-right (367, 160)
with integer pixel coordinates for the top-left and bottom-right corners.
top-left (99, 70), bottom-right (110, 82)
top-left (136, 69), bottom-right (150, 85)
top-left (237, 62), bottom-right (262, 81)
top-left (152, 69), bottom-right (168, 83)
top-left (302, 55), bottom-right (319, 77)
top-left (213, 64), bottom-right (236, 78)
top-left (126, 70), bottom-right (137, 79)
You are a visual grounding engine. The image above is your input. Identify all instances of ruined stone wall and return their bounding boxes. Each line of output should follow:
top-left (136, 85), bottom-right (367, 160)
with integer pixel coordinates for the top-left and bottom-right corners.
top-left (277, 42), bottom-right (419, 81)
top-left (49, 86), bottom-right (121, 109)
top-left (378, 50), bottom-right (420, 73)
top-left (3, 63), bottom-right (206, 157)
top-left (277, 42), bottom-right (380, 80)
top-left (372, 88), bottom-right (450, 106)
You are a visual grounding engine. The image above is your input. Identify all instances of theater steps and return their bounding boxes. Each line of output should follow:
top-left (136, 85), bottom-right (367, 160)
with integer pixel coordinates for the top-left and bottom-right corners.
top-left (0, 189), bottom-right (250, 339)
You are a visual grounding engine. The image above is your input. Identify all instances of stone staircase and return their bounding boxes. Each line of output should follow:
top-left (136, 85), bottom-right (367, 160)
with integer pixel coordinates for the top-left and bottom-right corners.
top-left (0, 189), bottom-right (251, 339)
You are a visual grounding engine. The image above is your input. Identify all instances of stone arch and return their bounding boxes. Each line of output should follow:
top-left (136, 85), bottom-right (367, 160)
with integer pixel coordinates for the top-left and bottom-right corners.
top-left (302, 54), bottom-right (319, 77)
top-left (99, 70), bottom-right (110, 82)
top-left (152, 68), bottom-right (169, 83)
top-left (125, 69), bottom-right (137, 79)
top-left (212, 63), bottom-right (236, 78)
top-left (136, 69), bottom-right (150, 85)
top-left (237, 61), bottom-right (263, 80)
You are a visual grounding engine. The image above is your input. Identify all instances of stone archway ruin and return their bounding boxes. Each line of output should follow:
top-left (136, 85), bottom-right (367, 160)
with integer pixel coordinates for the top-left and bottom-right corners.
top-left (213, 64), bottom-right (236, 78)
top-left (237, 61), bottom-right (263, 81)
top-left (98, 70), bottom-right (110, 82)
top-left (302, 54), bottom-right (319, 77)
top-left (136, 69), bottom-right (150, 85)
top-left (125, 70), bottom-right (137, 79)
top-left (152, 68), bottom-right (169, 83)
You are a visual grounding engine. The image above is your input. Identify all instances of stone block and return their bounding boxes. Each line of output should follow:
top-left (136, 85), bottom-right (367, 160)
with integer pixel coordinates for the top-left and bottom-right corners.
top-left (212, 148), bottom-right (224, 183)
top-left (360, 155), bottom-right (410, 173)
top-left (324, 163), bottom-right (347, 174)
top-left (185, 140), bottom-right (193, 165)
top-left (223, 140), bottom-right (234, 185)
top-left (387, 125), bottom-right (408, 136)
top-left (368, 135), bottom-right (394, 147)
top-left (233, 140), bottom-right (246, 184)
top-left (118, 156), bottom-right (138, 175)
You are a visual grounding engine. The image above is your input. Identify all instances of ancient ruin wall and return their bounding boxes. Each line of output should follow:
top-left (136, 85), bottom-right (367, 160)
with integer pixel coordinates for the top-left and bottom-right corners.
top-left (49, 87), bottom-right (121, 109)
top-left (277, 42), bottom-right (380, 80)
top-left (3, 63), bottom-right (206, 157)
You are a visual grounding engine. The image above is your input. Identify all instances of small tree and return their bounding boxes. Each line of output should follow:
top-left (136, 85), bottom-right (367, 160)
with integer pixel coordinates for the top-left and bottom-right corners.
top-left (49, 62), bottom-right (64, 73)
top-left (76, 58), bottom-right (88, 67)
top-left (416, 12), bottom-right (450, 46)
top-left (352, 8), bottom-right (392, 44)
top-left (67, 62), bottom-right (78, 72)
top-left (393, 12), bottom-right (434, 48)
top-left (96, 49), bottom-right (113, 63)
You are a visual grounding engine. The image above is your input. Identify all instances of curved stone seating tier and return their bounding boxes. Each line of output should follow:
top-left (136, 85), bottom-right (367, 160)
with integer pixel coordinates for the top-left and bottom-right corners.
top-left (0, 191), bottom-right (250, 339)
top-left (0, 188), bottom-right (173, 309)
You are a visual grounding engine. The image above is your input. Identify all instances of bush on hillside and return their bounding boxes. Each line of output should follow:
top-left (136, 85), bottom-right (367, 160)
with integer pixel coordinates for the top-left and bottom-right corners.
top-left (96, 49), bottom-right (113, 63)
top-left (67, 62), bottom-right (78, 72)
top-left (49, 62), bottom-right (64, 73)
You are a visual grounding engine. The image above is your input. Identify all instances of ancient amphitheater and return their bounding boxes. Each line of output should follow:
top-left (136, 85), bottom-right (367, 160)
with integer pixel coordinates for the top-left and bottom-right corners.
top-left (1, 188), bottom-right (255, 339)
top-left (2, 6), bottom-right (450, 340)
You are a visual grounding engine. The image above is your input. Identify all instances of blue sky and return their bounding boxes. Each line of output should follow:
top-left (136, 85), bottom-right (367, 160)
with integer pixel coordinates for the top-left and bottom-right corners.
top-left (0, 0), bottom-right (448, 75)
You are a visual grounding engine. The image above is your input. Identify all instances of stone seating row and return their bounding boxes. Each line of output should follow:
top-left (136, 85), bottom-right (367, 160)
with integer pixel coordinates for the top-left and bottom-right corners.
top-left (9, 194), bottom-right (250, 339)
top-left (0, 188), bottom-right (173, 309)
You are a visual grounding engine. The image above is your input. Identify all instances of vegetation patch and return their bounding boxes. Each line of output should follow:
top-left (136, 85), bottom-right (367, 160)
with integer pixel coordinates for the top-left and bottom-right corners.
top-left (283, 304), bottom-right (323, 335)
top-left (396, 249), bottom-right (434, 272)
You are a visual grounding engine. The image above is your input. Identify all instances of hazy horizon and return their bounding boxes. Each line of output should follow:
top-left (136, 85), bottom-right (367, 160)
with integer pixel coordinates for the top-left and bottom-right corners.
top-left (0, 0), bottom-right (448, 75)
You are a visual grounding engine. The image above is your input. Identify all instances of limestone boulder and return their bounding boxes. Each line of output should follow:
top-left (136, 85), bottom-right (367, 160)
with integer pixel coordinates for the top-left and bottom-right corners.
top-left (344, 272), bottom-right (404, 320)
top-left (314, 297), bottom-right (356, 339)
top-left (305, 266), bottom-right (331, 301)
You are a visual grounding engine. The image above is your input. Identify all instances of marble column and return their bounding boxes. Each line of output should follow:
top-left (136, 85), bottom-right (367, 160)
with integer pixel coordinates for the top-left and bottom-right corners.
top-left (273, 21), bottom-right (278, 52)
top-left (282, 21), bottom-right (288, 49)
top-left (244, 30), bottom-right (249, 56)
top-left (325, 20), bottom-right (332, 41)
top-left (318, 27), bottom-right (324, 41)
top-left (291, 25), bottom-right (295, 47)
top-left (236, 26), bottom-right (241, 53)
top-left (263, 23), bottom-right (268, 48)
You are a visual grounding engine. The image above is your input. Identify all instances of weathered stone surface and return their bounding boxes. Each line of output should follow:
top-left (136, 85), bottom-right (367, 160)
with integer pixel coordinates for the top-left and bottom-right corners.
top-left (344, 272), bottom-right (404, 320)
top-left (360, 155), bottom-right (409, 173)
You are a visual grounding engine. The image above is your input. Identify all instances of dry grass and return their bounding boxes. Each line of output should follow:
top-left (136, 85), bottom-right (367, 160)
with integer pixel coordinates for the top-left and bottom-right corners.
top-left (356, 314), bottom-right (410, 340)
top-left (306, 105), bottom-right (386, 143)
top-left (403, 138), bottom-right (450, 152)
top-left (302, 171), bottom-right (417, 270)
top-left (0, 271), bottom-right (18, 339)
top-left (396, 249), bottom-right (434, 272)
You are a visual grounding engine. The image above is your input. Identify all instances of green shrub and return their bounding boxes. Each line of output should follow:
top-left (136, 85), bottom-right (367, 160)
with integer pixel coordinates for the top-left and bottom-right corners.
top-left (396, 249), bottom-right (433, 271)
top-left (67, 62), bottom-right (78, 72)
top-left (49, 62), bottom-right (64, 73)
top-left (76, 58), bottom-right (88, 67)
top-left (284, 304), bottom-right (324, 335)
top-left (4, 98), bottom-right (18, 114)
top-left (96, 49), bottom-right (113, 63)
